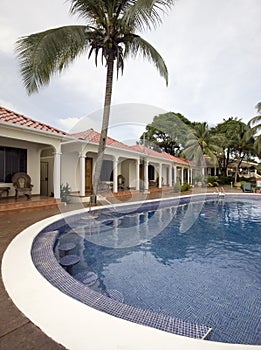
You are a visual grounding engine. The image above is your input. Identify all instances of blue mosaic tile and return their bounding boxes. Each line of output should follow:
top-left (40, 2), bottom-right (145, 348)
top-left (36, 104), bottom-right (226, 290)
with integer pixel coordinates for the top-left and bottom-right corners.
top-left (31, 228), bottom-right (211, 340)
top-left (33, 194), bottom-right (261, 343)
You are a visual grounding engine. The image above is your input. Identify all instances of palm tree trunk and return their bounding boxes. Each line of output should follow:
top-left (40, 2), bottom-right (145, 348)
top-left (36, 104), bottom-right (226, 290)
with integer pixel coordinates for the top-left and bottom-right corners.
top-left (92, 56), bottom-right (114, 197)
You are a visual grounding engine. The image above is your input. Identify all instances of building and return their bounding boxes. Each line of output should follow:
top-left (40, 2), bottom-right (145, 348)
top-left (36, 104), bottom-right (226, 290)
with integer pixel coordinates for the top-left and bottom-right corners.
top-left (0, 106), bottom-right (193, 199)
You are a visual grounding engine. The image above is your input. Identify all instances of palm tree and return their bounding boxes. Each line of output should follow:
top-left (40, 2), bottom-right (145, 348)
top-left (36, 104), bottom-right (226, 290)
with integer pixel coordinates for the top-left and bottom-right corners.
top-left (231, 123), bottom-right (255, 183)
top-left (249, 102), bottom-right (261, 157)
top-left (16, 0), bottom-right (174, 197)
top-left (182, 122), bottom-right (222, 183)
top-left (183, 122), bottom-right (222, 167)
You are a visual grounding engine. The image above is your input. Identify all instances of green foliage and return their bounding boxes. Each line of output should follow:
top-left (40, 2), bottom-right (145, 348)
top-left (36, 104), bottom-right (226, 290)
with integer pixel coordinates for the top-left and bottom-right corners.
top-left (139, 112), bottom-right (192, 156)
top-left (217, 175), bottom-right (234, 185)
top-left (16, 0), bottom-right (175, 195)
top-left (212, 118), bottom-right (256, 178)
top-left (16, 0), bottom-right (174, 94)
top-left (249, 102), bottom-right (261, 158)
top-left (60, 183), bottom-right (71, 203)
top-left (180, 182), bottom-right (191, 192)
top-left (183, 122), bottom-right (221, 166)
top-left (207, 175), bottom-right (219, 187)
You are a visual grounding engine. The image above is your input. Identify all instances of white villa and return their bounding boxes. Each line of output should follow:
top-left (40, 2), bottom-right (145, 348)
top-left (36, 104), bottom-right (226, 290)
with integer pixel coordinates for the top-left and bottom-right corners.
top-left (0, 106), bottom-right (194, 199)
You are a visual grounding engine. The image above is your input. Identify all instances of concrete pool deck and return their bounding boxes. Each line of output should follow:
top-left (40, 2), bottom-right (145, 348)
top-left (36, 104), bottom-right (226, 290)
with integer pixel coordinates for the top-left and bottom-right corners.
top-left (1, 188), bottom-right (260, 349)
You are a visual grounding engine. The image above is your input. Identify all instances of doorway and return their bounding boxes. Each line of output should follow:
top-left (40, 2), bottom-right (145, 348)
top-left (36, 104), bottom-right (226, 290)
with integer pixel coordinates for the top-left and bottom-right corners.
top-left (40, 161), bottom-right (48, 196)
top-left (85, 157), bottom-right (93, 192)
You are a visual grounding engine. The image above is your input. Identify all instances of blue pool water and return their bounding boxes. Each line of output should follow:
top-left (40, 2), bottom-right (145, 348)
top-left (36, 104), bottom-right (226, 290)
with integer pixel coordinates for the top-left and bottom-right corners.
top-left (54, 197), bottom-right (261, 345)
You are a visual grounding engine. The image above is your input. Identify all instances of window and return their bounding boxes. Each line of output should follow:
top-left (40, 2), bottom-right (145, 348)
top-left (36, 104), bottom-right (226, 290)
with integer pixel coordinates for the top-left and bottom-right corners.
top-left (0, 146), bottom-right (27, 183)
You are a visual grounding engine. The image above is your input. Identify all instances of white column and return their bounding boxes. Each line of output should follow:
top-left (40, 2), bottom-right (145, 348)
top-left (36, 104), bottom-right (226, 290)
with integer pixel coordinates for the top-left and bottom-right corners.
top-left (187, 168), bottom-right (190, 185)
top-left (79, 154), bottom-right (85, 196)
top-left (113, 157), bottom-right (118, 193)
top-left (53, 152), bottom-right (61, 199)
top-left (136, 159), bottom-right (140, 191)
top-left (168, 165), bottom-right (172, 186)
top-left (158, 163), bottom-right (162, 188)
top-left (181, 167), bottom-right (184, 185)
top-left (173, 165), bottom-right (177, 183)
top-left (144, 160), bottom-right (149, 191)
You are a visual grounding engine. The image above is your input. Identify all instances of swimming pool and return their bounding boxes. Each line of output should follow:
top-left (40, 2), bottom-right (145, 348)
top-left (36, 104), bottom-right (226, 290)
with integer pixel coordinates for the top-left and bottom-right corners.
top-left (3, 194), bottom-right (260, 349)
top-left (37, 194), bottom-right (261, 345)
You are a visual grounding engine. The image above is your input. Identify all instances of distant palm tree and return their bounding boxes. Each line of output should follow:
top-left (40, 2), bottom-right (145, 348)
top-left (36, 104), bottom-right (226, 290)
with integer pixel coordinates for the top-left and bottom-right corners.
top-left (183, 122), bottom-right (222, 168)
top-left (249, 102), bottom-right (261, 156)
top-left (16, 0), bottom-right (174, 196)
top-left (231, 123), bottom-right (255, 183)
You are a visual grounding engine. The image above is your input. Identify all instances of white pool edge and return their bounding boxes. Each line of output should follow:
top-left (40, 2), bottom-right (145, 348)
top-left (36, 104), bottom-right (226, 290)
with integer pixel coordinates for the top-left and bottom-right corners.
top-left (2, 194), bottom-right (260, 350)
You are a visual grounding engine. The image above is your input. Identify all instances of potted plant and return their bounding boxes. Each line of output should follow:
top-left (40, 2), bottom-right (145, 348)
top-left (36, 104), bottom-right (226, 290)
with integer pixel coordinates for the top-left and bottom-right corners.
top-left (60, 183), bottom-right (71, 204)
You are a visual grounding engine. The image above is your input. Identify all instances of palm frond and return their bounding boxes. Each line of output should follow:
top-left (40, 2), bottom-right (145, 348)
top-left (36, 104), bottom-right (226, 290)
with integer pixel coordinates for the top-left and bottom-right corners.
top-left (249, 115), bottom-right (261, 128)
top-left (256, 101), bottom-right (261, 114)
top-left (69, 0), bottom-right (106, 27)
top-left (124, 34), bottom-right (168, 85)
top-left (122, 0), bottom-right (175, 32)
top-left (16, 26), bottom-right (91, 94)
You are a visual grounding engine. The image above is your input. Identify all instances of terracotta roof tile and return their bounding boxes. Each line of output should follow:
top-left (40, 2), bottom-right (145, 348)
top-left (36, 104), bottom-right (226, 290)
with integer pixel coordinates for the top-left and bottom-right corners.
top-left (71, 129), bottom-right (131, 150)
top-left (128, 145), bottom-right (190, 165)
top-left (73, 130), bottom-right (190, 165)
top-left (0, 106), bottom-right (67, 135)
top-left (0, 106), bottom-right (190, 166)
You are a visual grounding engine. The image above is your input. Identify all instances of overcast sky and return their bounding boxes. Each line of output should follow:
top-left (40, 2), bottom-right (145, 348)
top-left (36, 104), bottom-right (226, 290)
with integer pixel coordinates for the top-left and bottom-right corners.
top-left (0, 0), bottom-right (260, 142)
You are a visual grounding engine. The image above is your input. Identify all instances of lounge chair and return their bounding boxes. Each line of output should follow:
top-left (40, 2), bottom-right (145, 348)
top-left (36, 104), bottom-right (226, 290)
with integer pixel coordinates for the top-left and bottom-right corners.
top-left (12, 172), bottom-right (33, 199)
top-left (242, 182), bottom-right (254, 193)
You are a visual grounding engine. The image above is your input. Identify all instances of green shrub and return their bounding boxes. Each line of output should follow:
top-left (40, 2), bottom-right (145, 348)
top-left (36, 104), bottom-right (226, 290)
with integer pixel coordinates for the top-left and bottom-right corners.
top-left (218, 175), bottom-right (233, 185)
top-left (181, 182), bottom-right (191, 192)
top-left (207, 175), bottom-right (219, 187)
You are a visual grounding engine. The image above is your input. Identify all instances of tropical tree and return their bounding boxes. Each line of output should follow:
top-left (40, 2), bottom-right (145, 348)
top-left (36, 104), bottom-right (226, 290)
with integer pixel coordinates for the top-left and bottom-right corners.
top-left (16, 0), bottom-right (174, 197)
top-left (230, 123), bottom-right (255, 183)
top-left (183, 122), bottom-right (222, 169)
top-left (249, 102), bottom-right (261, 157)
top-left (213, 117), bottom-right (245, 176)
top-left (139, 112), bottom-right (192, 156)
top-left (212, 117), bottom-right (256, 181)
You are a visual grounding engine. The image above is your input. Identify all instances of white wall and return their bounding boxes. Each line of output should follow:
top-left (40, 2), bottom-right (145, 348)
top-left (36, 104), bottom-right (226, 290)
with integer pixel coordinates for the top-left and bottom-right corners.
top-left (61, 151), bottom-right (80, 192)
top-left (129, 160), bottom-right (137, 189)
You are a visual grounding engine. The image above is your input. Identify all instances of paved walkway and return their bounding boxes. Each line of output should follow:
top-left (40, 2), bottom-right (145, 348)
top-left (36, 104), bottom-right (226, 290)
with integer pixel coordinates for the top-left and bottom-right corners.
top-left (0, 206), bottom-right (66, 350)
top-left (0, 186), bottom-right (243, 350)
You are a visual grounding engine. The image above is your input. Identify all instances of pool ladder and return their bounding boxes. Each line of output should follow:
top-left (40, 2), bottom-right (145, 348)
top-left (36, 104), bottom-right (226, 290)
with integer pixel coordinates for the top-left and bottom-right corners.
top-left (215, 187), bottom-right (225, 197)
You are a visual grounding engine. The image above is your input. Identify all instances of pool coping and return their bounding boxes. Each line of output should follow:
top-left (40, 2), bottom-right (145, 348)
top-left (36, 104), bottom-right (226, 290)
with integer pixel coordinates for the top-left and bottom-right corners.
top-left (2, 193), bottom-right (260, 350)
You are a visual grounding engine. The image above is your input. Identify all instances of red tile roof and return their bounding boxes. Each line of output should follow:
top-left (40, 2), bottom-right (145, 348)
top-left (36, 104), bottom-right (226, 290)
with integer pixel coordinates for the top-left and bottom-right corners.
top-left (69, 130), bottom-right (190, 165)
top-left (71, 129), bottom-right (131, 151)
top-left (129, 144), bottom-right (190, 165)
top-left (0, 106), bottom-right (190, 166)
top-left (0, 106), bottom-right (67, 135)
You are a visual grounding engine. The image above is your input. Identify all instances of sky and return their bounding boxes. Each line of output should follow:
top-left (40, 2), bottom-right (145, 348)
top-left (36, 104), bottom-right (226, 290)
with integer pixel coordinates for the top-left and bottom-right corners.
top-left (0, 0), bottom-right (261, 142)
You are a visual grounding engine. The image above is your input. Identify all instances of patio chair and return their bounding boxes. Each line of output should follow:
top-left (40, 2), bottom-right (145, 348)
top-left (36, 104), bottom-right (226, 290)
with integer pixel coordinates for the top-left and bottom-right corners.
top-left (242, 182), bottom-right (254, 193)
top-left (117, 175), bottom-right (125, 191)
top-left (12, 172), bottom-right (33, 199)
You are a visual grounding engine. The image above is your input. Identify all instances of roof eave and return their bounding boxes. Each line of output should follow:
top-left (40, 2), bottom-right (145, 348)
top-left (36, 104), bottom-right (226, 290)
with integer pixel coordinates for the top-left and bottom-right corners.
top-left (0, 120), bottom-right (71, 140)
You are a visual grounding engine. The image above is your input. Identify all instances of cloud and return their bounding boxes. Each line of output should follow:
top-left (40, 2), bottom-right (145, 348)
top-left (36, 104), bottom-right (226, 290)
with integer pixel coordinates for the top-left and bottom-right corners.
top-left (0, 0), bottom-right (260, 130)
